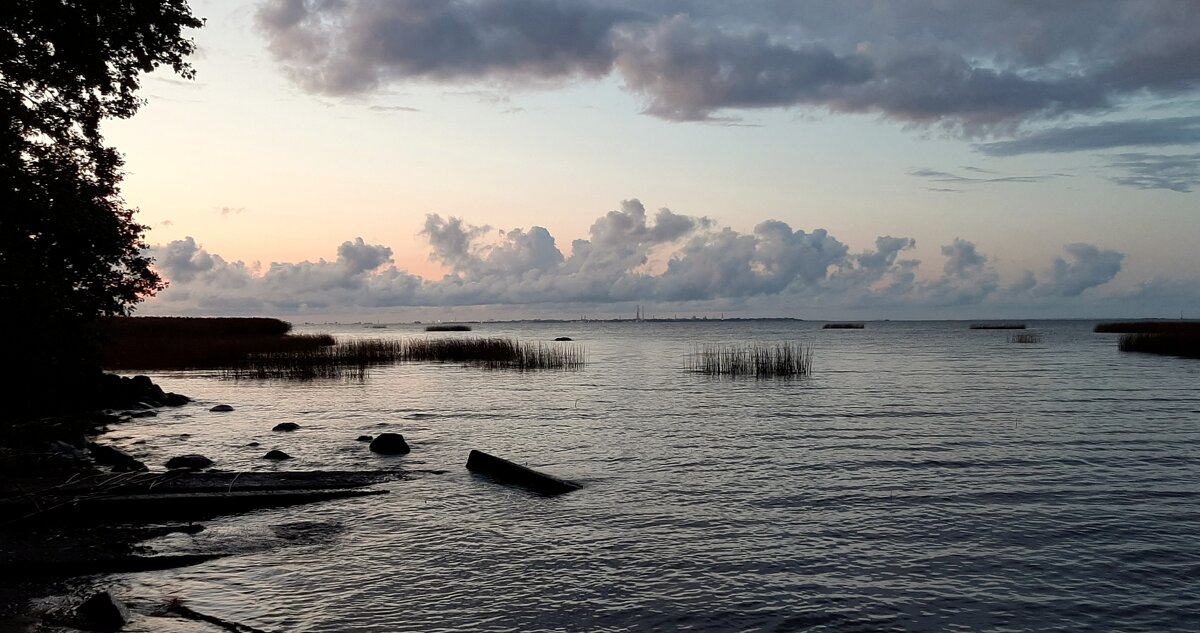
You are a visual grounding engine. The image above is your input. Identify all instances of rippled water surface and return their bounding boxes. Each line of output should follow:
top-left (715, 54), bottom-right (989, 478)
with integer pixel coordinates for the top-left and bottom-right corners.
top-left (107, 321), bottom-right (1199, 632)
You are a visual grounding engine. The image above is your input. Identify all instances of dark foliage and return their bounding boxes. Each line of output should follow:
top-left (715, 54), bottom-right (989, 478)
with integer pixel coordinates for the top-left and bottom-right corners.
top-left (969, 324), bottom-right (1027, 330)
top-left (424, 324), bottom-right (473, 332)
top-left (1118, 333), bottom-right (1200, 358)
top-left (1094, 321), bottom-right (1200, 334)
top-left (1, 1), bottom-right (202, 412)
top-left (823, 323), bottom-right (864, 329)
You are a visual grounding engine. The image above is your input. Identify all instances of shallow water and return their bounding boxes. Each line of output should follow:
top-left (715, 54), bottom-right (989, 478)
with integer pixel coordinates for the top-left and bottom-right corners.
top-left (103, 320), bottom-right (1199, 632)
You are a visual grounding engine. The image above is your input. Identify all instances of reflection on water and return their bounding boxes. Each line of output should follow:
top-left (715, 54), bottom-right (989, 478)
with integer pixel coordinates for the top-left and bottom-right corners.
top-left (107, 321), bottom-right (1199, 632)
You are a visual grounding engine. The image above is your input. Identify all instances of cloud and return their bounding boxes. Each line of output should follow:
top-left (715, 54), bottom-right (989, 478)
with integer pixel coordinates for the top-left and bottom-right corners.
top-left (254, 0), bottom-right (1200, 130)
top-left (144, 200), bottom-right (1141, 316)
top-left (1041, 243), bottom-right (1125, 297)
top-left (217, 206), bottom-right (248, 216)
top-left (976, 117), bottom-right (1200, 156)
top-left (910, 168), bottom-right (1058, 186)
top-left (1105, 153), bottom-right (1200, 193)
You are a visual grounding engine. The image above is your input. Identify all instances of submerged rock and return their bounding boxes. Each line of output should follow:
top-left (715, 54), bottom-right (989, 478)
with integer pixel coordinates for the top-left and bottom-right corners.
top-left (164, 392), bottom-right (191, 407)
top-left (369, 433), bottom-right (410, 455)
top-left (264, 450), bottom-right (292, 460)
top-left (272, 422), bottom-right (300, 432)
top-left (75, 590), bottom-right (129, 632)
top-left (246, 441), bottom-right (261, 447)
top-left (356, 435), bottom-right (373, 442)
top-left (210, 404), bottom-right (234, 412)
top-left (554, 336), bottom-right (573, 341)
top-left (166, 454), bottom-right (212, 470)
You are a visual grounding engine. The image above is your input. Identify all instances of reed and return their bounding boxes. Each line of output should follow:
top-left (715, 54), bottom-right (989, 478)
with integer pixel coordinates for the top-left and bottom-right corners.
top-left (823, 323), bottom-right (864, 329)
top-left (1118, 333), bottom-right (1200, 358)
top-left (100, 332), bottom-right (335, 370)
top-left (402, 337), bottom-right (585, 370)
top-left (1094, 321), bottom-right (1200, 334)
top-left (970, 323), bottom-right (1026, 330)
top-left (424, 324), bottom-right (472, 332)
top-left (1008, 333), bottom-right (1043, 344)
top-left (687, 342), bottom-right (812, 378)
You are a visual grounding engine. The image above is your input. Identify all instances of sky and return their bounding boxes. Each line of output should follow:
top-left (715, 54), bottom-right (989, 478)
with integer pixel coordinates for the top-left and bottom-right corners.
top-left (104, 0), bottom-right (1200, 321)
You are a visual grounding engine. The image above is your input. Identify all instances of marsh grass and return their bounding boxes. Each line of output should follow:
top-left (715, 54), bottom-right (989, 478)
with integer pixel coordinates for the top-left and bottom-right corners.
top-left (221, 336), bottom-right (585, 379)
top-left (1095, 321), bottom-right (1200, 333)
top-left (823, 323), bottom-right (864, 329)
top-left (687, 342), bottom-right (812, 378)
top-left (1008, 333), bottom-right (1043, 344)
top-left (100, 316), bottom-right (334, 370)
top-left (424, 324), bottom-right (472, 332)
top-left (1118, 333), bottom-right (1200, 358)
top-left (970, 323), bottom-right (1026, 330)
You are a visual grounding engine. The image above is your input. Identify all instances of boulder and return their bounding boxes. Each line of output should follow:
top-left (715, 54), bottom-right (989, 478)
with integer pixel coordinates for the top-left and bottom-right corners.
top-left (88, 442), bottom-right (143, 470)
top-left (126, 410), bottom-right (157, 418)
top-left (356, 435), bottom-right (373, 442)
top-left (246, 441), bottom-right (261, 447)
top-left (164, 392), bottom-right (191, 407)
top-left (369, 433), bottom-right (410, 455)
top-left (465, 449), bottom-right (581, 495)
top-left (263, 450), bottom-right (292, 460)
top-left (75, 590), bottom-right (129, 632)
top-left (210, 404), bottom-right (234, 412)
top-left (272, 422), bottom-right (300, 432)
top-left (165, 454), bottom-right (212, 470)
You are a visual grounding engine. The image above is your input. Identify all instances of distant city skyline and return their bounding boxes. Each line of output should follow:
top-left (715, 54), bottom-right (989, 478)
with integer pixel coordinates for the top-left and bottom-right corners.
top-left (106, 1), bottom-right (1200, 319)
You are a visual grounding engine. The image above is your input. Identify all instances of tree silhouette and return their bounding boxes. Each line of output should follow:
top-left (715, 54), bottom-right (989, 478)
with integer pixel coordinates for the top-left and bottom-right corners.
top-left (1, 1), bottom-right (202, 410)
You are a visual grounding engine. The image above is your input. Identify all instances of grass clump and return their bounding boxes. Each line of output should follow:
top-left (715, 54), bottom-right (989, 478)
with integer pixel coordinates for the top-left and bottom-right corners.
top-left (970, 323), bottom-right (1026, 330)
top-left (1118, 333), bottom-right (1200, 358)
top-left (223, 336), bottom-right (585, 379)
top-left (687, 342), bottom-right (811, 378)
top-left (403, 337), bottom-right (584, 370)
top-left (1009, 333), bottom-right (1043, 344)
top-left (1095, 321), bottom-right (1200, 333)
top-left (823, 323), bottom-right (864, 329)
top-left (425, 324), bottom-right (472, 332)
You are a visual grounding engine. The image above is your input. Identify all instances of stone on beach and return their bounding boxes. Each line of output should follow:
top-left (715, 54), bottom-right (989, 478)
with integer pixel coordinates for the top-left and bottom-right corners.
top-left (209, 404), bottom-right (234, 412)
top-left (264, 450), bottom-right (292, 460)
top-left (75, 590), bottom-right (129, 632)
top-left (166, 454), bottom-right (213, 470)
top-left (369, 433), bottom-right (410, 455)
top-left (272, 422), bottom-right (300, 432)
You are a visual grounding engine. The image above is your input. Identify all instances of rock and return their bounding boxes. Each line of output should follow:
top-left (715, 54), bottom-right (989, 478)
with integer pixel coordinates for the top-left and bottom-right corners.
top-left (263, 450), bottom-right (292, 460)
top-left (210, 404), bottom-right (234, 412)
top-left (166, 454), bottom-right (213, 470)
top-left (246, 441), bottom-right (261, 447)
top-left (272, 422), bottom-right (300, 432)
top-left (554, 336), bottom-right (573, 341)
top-left (465, 449), bottom-right (581, 495)
top-left (369, 432), bottom-right (410, 455)
top-left (164, 392), bottom-right (191, 406)
top-left (356, 435), bottom-right (373, 442)
top-left (88, 442), bottom-right (141, 469)
top-left (75, 590), bottom-right (129, 632)
top-left (127, 410), bottom-right (158, 418)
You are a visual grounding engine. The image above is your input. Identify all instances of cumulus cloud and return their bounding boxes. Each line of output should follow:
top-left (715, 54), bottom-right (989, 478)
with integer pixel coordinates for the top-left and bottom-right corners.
top-left (255, 0), bottom-right (1200, 132)
top-left (143, 200), bottom-right (1140, 316)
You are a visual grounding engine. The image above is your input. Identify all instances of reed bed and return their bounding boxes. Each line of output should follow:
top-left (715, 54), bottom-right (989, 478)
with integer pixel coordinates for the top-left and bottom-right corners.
top-left (1008, 333), bottom-right (1043, 344)
top-left (687, 342), bottom-right (812, 378)
top-left (100, 333), bottom-right (335, 370)
top-left (1094, 321), bottom-right (1200, 334)
top-left (222, 336), bottom-right (585, 379)
top-left (823, 323), bottom-right (864, 329)
top-left (1118, 333), bottom-right (1200, 358)
top-left (424, 324), bottom-right (472, 332)
top-left (970, 323), bottom-right (1026, 330)
top-left (402, 337), bottom-right (585, 370)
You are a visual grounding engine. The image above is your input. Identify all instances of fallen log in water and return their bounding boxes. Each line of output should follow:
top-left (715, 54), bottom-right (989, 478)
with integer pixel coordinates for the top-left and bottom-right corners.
top-left (465, 450), bottom-right (581, 495)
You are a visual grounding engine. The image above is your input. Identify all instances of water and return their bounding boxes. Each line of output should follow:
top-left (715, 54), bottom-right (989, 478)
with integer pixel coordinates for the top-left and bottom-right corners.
top-left (102, 321), bottom-right (1199, 632)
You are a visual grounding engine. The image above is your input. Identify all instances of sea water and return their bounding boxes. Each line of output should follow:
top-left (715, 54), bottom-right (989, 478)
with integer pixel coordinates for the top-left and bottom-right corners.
top-left (104, 321), bottom-right (1199, 632)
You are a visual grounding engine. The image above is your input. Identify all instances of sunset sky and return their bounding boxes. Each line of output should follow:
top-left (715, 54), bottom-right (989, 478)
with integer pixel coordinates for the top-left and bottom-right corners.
top-left (105, 0), bottom-right (1200, 320)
